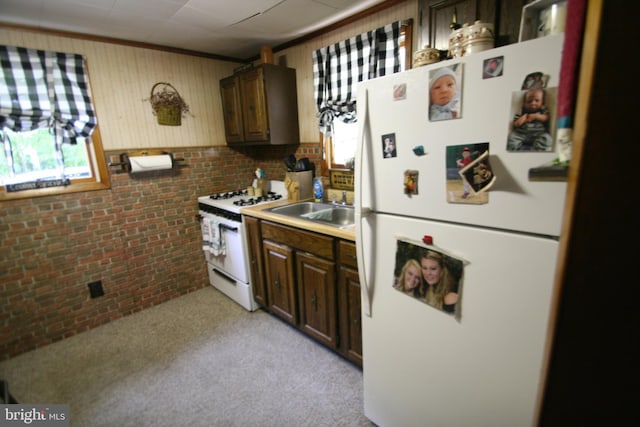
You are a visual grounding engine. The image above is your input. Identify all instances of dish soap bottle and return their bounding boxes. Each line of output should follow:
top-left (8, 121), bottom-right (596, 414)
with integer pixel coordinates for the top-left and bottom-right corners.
top-left (313, 177), bottom-right (323, 202)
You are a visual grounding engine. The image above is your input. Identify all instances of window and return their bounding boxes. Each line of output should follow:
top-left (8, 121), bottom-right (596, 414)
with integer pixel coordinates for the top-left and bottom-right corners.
top-left (329, 119), bottom-right (359, 169)
top-left (313, 21), bottom-right (412, 172)
top-left (0, 45), bottom-right (110, 200)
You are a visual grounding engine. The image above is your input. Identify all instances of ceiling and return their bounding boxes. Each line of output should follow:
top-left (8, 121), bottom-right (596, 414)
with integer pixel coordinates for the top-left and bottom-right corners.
top-left (0, 0), bottom-right (387, 61)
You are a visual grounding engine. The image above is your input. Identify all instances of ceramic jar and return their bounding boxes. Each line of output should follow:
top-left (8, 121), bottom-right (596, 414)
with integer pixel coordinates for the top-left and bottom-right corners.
top-left (413, 45), bottom-right (441, 68)
top-left (448, 27), bottom-right (465, 58)
top-left (461, 20), bottom-right (495, 56)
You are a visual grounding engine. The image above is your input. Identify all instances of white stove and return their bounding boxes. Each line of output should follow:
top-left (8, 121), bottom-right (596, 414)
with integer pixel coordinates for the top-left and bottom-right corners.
top-left (198, 180), bottom-right (286, 217)
top-left (197, 180), bottom-right (285, 311)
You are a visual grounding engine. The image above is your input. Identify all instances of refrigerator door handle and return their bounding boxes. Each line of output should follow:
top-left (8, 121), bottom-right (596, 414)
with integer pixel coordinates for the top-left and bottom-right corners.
top-left (356, 211), bottom-right (373, 317)
top-left (356, 88), bottom-right (373, 317)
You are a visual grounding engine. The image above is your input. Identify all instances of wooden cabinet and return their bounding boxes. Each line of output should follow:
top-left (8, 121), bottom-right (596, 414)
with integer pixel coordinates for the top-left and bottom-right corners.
top-left (239, 68), bottom-right (269, 142)
top-left (297, 252), bottom-right (337, 348)
top-left (220, 75), bottom-right (244, 143)
top-left (244, 216), bottom-right (267, 307)
top-left (263, 240), bottom-right (297, 325)
top-left (338, 240), bottom-right (363, 366)
top-left (262, 221), bottom-right (335, 344)
top-left (247, 218), bottom-right (362, 366)
top-left (220, 64), bottom-right (299, 146)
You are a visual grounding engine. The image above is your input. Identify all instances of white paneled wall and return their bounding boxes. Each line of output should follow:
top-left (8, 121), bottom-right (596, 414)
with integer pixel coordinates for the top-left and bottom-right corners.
top-left (0, 27), bottom-right (237, 150)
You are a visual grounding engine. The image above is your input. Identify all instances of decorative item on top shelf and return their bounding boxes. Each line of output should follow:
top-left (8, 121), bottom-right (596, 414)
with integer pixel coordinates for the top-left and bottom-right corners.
top-left (448, 21), bottom-right (494, 58)
top-left (461, 21), bottom-right (495, 56)
top-left (146, 82), bottom-right (193, 126)
top-left (519, 0), bottom-right (567, 42)
top-left (449, 7), bottom-right (461, 31)
top-left (448, 26), bottom-right (465, 58)
top-left (108, 150), bottom-right (185, 174)
top-left (413, 45), bottom-right (441, 68)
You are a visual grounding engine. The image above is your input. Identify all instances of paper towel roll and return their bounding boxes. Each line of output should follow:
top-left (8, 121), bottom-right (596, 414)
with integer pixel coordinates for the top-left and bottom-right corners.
top-left (129, 155), bottom-right (173, 173)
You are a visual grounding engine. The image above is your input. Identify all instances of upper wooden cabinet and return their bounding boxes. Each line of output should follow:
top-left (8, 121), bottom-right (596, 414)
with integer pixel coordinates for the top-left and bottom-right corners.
top-left (220, 64), bottom-right (300, 146)
top-left (220, 76), bottom-right (244, 143)
top-left (418, 0), bottom-right (528, 51)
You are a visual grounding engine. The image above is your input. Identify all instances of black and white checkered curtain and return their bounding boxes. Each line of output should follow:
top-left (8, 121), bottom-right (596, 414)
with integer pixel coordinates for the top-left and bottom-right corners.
top-left (0, 45), bottom-right (97, 145)
top-left (313, 21), bottom-right (402, 136)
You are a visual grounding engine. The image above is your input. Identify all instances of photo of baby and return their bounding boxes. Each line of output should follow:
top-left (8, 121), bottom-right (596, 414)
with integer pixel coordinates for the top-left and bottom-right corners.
top-left (483, 56), bottom-right (504, 79)
top-left (428, 64), bottom-right (463, 121)
top-left (506, 74), bottom-right (557, 152)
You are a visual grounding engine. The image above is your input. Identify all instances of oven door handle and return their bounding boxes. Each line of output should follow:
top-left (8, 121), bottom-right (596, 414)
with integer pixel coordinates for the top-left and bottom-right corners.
top-left (198, 213), bottom-right (239, 233)
top-left (219, 223), bottom-right (238, 233)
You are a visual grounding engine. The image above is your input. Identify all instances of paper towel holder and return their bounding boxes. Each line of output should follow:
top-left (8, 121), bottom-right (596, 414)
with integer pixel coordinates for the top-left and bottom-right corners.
top-left (108, 150), bottom-right (185, 173)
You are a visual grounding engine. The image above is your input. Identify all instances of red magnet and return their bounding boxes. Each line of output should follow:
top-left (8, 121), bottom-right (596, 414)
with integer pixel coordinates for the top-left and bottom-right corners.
top-left (422, 235), bottom-right (433, 245)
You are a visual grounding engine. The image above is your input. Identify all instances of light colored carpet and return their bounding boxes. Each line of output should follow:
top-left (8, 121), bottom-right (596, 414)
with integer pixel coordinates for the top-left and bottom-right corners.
top-left (0, 287), bottom-right (373, 427)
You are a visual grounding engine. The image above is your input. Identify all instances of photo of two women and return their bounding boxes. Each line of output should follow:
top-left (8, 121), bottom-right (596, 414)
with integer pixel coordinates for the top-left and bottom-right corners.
top-left (392, 239), bottom-right (464, 319)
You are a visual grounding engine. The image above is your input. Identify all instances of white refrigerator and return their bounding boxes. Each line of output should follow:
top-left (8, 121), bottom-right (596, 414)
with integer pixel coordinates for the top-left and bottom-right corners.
top-left (355, 34), bottom-right (567, 427)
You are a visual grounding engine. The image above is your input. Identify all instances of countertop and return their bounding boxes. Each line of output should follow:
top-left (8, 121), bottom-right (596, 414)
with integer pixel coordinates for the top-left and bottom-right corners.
top-left (240, 198), bottom-right (356, 241)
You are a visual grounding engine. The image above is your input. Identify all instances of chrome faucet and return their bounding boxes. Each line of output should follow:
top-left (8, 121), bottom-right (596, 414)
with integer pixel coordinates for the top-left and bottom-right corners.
top-left (331, 191), bottom-right (349, 205)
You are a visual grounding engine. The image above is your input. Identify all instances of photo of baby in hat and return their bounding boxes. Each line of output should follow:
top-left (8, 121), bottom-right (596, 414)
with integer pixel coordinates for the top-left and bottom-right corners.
top-left (429, 64), bottom-right (463, 121)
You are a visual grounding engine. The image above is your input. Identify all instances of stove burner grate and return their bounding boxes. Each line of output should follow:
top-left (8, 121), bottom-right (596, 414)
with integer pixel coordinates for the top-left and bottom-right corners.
top-left (209, 189), bottom-right (248, 200)
top-left (232, 192), bottom-right (283, 206)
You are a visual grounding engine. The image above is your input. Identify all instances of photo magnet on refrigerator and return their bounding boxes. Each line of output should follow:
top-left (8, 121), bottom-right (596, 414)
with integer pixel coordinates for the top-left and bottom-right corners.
top-left (483, 56), bottom-right (504, 79)
top-left (446, 143), bottom-right (492, 204)
top-left (392, 237), bottom-right (467, 321)
top-left (428, 63), bottom-right (463, 121)
top-left (506, 72), bottom-right (556, 152)
top-left (459, 150), bottom-right (496, 194)
top-left (393, 83), bottom-right (406, 100)
top-left (382, 133), bottom-right (397, 158)
top-left (404, 170), bottom-right (418, 195)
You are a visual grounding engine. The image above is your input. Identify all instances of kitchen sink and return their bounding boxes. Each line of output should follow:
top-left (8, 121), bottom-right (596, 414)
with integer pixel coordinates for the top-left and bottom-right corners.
top-left (266, 201), bottom-right (355, 228)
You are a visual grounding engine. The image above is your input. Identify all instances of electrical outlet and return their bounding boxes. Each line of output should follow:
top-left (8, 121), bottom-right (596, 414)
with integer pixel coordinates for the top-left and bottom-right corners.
top-left (87, 280), bottom-right (104, 298)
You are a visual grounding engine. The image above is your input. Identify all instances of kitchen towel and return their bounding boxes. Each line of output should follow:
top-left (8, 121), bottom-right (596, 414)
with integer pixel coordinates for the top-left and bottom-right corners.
top-left (201, 217), bottom-right (212, 253)
top-left (129, 154), bottom-right (172, 173)
top-left (206, 217), bottom-right (226, 256)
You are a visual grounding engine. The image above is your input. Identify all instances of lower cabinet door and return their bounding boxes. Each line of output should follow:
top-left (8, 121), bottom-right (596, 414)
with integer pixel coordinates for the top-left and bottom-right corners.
top-left (244, 216), bottom-right (267, 307)
top-left (339, 265), bottom-right (363, 366)
top-left (296, 252), bottom-right (337, 349)
top-left (263, 240), bottom-right (297, 325)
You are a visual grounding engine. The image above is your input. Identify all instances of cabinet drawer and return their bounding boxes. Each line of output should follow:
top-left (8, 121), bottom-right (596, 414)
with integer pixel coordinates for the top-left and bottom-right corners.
top-left (338, 240), bottom-right (358, 268)
top-left (262, 221), bottom-right (334, 260)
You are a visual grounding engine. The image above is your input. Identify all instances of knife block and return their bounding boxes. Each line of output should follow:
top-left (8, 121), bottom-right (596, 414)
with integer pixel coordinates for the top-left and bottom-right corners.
top-left (285, 171), bottom-right (313, 201)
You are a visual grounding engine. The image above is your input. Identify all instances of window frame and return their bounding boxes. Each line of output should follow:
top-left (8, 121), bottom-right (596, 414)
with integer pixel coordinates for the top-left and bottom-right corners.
top-left (0, 125), bottom-right (110, 201)
top-left (0, 45), bottom-right (110, 201)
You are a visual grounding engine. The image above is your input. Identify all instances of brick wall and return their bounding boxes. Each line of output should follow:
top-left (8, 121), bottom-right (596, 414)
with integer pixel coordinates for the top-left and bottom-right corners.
top-left (0, 143), bottom-right (320, 360)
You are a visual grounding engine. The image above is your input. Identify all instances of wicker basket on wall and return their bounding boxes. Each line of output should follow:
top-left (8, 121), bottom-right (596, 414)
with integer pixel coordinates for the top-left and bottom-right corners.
top-left (148, 82), bottom-right (191, 126)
